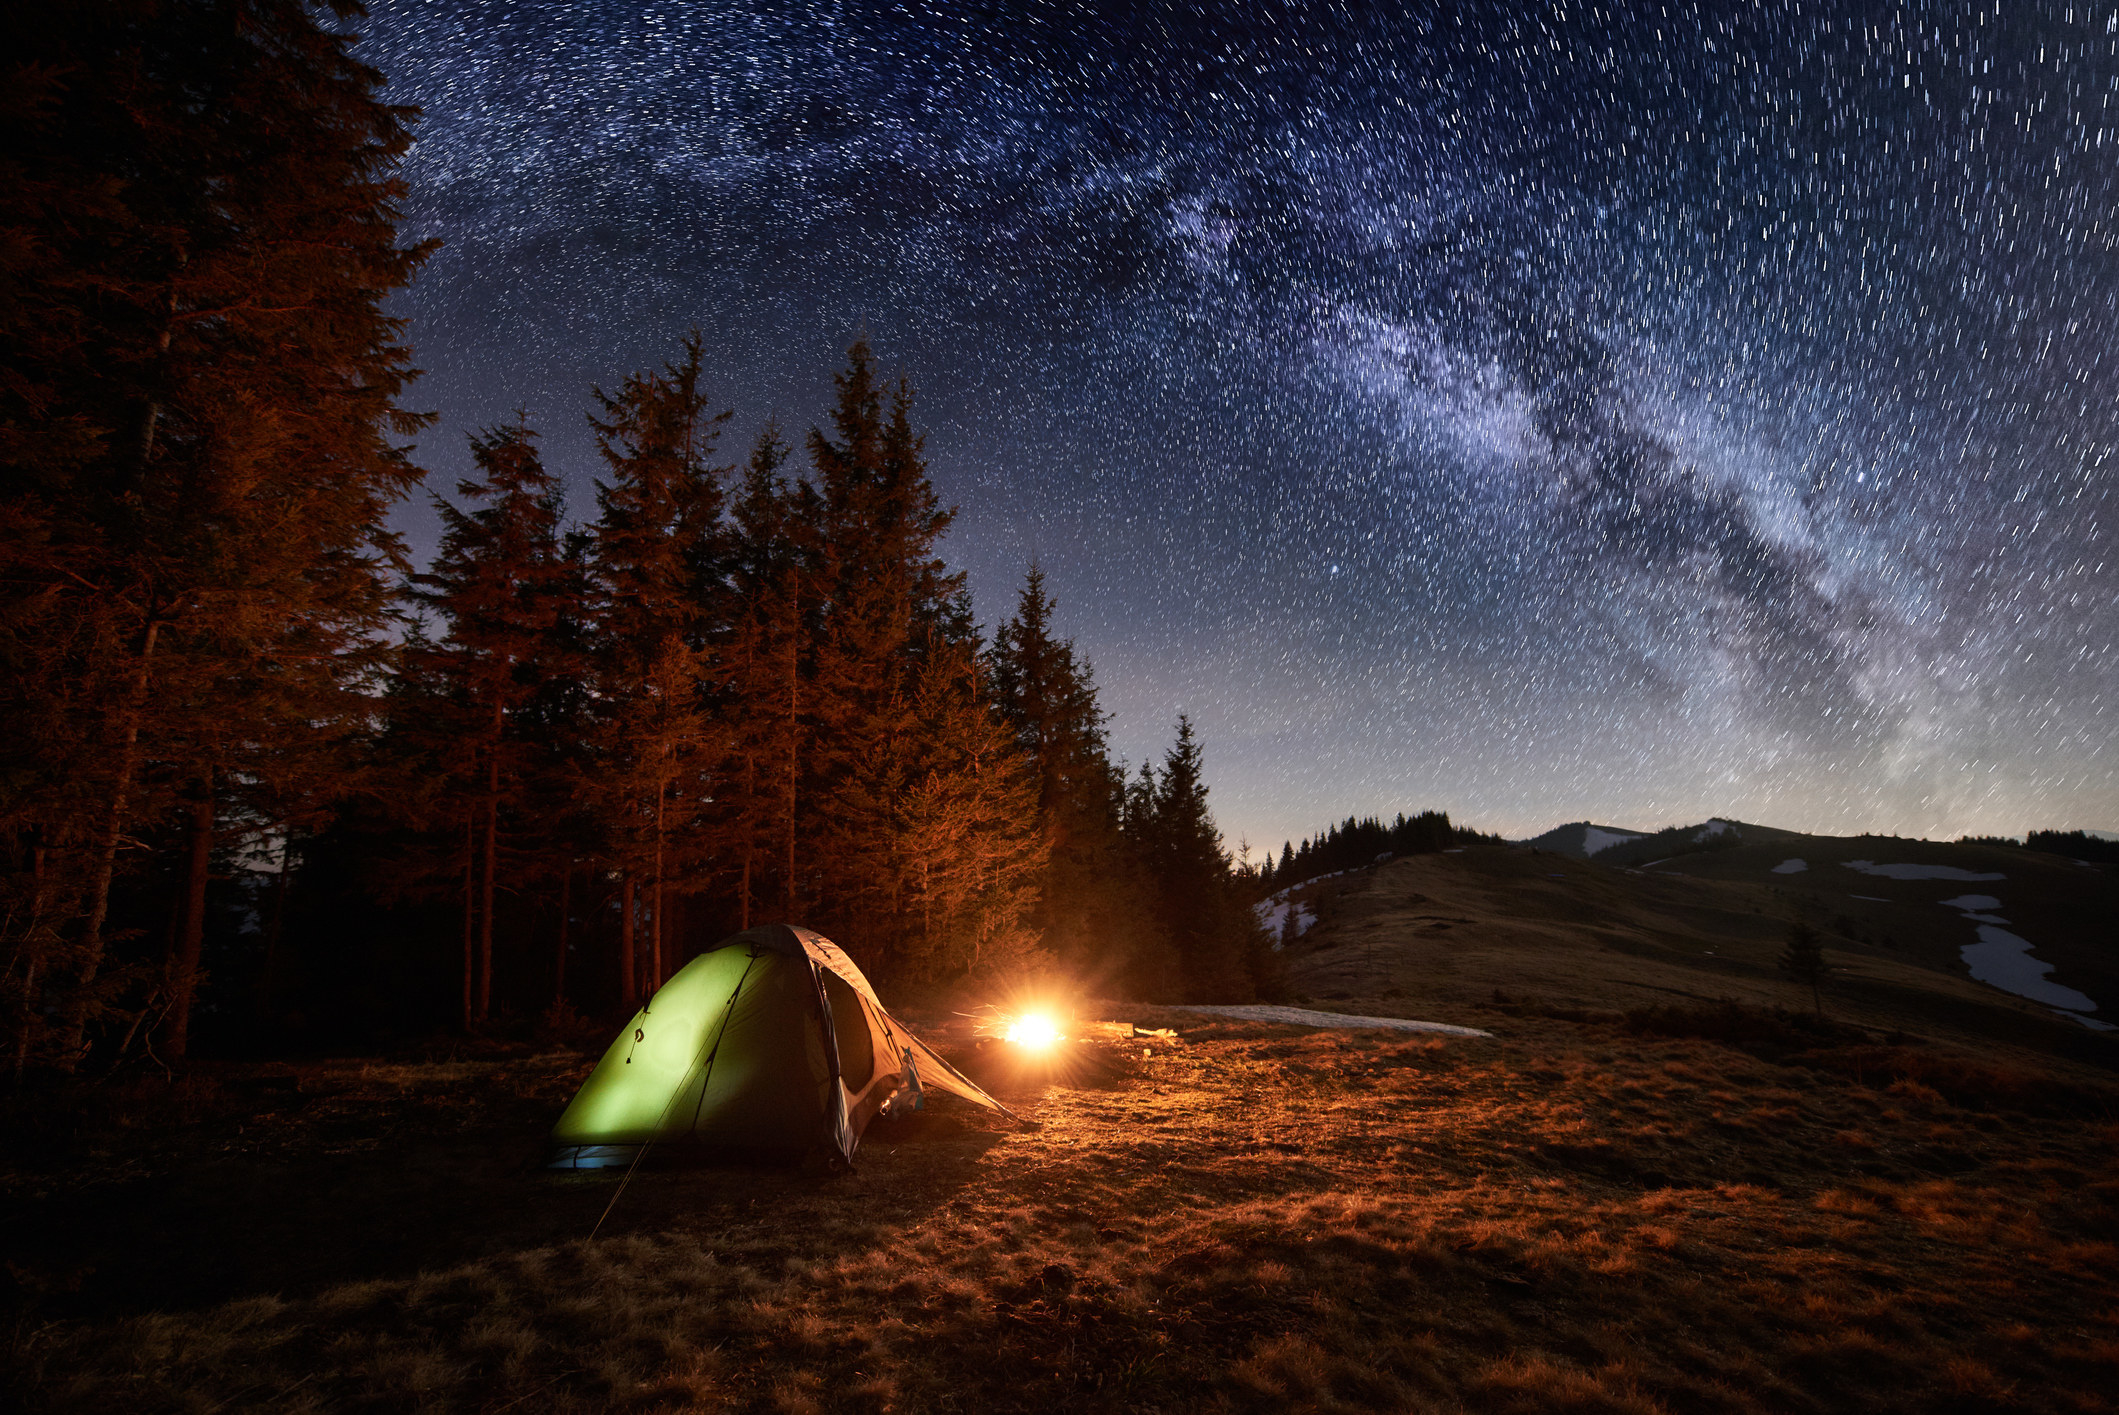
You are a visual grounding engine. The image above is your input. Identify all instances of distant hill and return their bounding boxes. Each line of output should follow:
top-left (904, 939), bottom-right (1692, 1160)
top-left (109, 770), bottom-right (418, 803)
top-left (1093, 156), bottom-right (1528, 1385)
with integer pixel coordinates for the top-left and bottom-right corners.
top-left (1587, 817), bottom-right (1759, 868)
top-left (1523, 816), bottom-right (1812, 869)
top-left (1280, 820), bottom-right (2118, 1053)
top-left (1519, 820), bottom-right (1650, 859)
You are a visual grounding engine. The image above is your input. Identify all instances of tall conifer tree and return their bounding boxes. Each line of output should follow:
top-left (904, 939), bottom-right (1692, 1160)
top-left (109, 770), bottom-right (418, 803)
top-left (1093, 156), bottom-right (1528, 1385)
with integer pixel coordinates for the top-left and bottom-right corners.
top-left (1130, 716), bottom-right (1267, 1001)
top-left (1, 0), bottom-right (432, 1070)
top-left (718, 423), bottom-right (812, 928)
top-left (790, 342), bottom-right (1040, 982)
top-left (581, 336), bottom-right (730, 1004)
top-left (402, 419), bottom-right (577, 1030)
top-left (990, 566), bottom-right (1148, 989)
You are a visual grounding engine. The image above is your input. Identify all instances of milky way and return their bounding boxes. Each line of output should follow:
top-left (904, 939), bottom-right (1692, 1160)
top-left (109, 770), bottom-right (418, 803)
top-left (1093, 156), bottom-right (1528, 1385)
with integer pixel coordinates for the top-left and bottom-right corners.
top-left (361, 1), bottom-right (2117, 850)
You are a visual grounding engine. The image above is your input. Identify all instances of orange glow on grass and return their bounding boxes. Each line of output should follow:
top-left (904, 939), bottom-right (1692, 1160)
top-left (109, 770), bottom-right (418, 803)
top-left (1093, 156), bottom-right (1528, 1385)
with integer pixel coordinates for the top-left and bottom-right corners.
top-left (1003, 1011), bottom-right (1065, 1051)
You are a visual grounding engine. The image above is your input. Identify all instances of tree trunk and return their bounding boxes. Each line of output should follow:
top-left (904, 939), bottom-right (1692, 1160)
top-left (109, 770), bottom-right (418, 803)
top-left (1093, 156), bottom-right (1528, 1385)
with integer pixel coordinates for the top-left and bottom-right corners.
top-left (783, 615), bottom-right (799, 918)
top-left (619, 875), bottom-right (637, 1010)
top-left (257, 833), bottom-right (292, 1017)
top-left (652, 774), bottom-right (666, 991)
top-left (460, 820), bottom-right (476, 1032)
top-left (64, 617), bottom-right (161, 1064)
top-left (130, 264), bottom-right (179, 482)
top-left (11, 959), bottom-right (37, 1087)
top-left (163, 766), bottom-right (214, 1061)
top-left (552, 864), bottom-right (571, 1013)
top-left (478, 748), bottom-right (498, 1025)
top-left (738, 847), bottom-right (752, 933)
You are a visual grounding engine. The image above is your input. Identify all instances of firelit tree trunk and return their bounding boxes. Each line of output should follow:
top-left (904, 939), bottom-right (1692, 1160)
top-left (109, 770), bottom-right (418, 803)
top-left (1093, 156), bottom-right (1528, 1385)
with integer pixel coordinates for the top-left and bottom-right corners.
top-left (653, 771), bottom-right (667, 990)
top-left (162, 766), bottom-right (214, 1061)
top-left (63, 619), bottom-right (161, 1062)
top-left (785, 627), bottom-right (801, 919)
top-left (735, 732), bottom-right (759, 932)
top-left (479, 737), bottom-right (499, 1026)
top-left (461, 821), bottom-right (477, 1032)
top-left (619, 875), bottom-right (638, 1010)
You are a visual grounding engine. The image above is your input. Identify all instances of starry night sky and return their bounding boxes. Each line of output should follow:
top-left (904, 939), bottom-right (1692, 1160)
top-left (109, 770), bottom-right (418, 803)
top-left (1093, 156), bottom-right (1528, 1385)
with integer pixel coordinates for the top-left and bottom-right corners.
top-left (360, 1), bottom-right (2117, 853)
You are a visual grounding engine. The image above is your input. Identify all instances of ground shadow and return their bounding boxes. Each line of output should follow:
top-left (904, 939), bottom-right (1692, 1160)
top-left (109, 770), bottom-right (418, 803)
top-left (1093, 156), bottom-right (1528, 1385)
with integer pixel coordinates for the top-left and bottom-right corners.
top-left (0, 1088), bottom-right (1007, 1324)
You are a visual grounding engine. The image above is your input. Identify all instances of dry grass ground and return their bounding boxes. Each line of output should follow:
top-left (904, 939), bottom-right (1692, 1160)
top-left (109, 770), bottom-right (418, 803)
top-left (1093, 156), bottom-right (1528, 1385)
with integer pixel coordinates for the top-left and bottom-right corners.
top-left (5, 990), bottom-right (2117, 1413)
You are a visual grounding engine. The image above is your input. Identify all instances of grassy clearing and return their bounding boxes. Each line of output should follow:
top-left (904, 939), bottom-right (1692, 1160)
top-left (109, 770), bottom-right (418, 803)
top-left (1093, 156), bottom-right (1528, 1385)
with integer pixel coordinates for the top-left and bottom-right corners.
top-left (5, 1001), bottom-right (2117, 1413)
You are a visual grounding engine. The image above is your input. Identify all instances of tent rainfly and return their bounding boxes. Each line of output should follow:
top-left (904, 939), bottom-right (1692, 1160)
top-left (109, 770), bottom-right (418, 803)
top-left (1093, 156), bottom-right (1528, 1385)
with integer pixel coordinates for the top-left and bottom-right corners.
top-left (551, 923), bottom-right (1009, 1167)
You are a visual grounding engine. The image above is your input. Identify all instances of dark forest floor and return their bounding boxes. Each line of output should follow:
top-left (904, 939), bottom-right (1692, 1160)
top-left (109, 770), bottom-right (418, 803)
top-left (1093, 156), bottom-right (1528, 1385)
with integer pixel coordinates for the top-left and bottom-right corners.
top-left (4, 998), bottom-right (2118, 1414)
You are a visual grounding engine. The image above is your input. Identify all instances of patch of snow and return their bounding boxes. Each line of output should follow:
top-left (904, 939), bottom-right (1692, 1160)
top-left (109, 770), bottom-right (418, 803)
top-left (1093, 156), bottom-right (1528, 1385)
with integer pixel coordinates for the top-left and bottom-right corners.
top-left (1938, 894), bottom-right (2009, 925)
top-left (1771, 858), bottom-right (1808, 874)
top-left (1253, 870), bottom-right (1351, 921)
top-left (1961, 926), bottom-right (2102, 1015)
top-left (1443, 848), bottom-right (1466, 854)
top-left (1167, 1005), bottom-right (1491, 1038)
top-left (1693, 818), bottom-right (1736, 841)
top-left (1848, 895), bottom-right (1894, 902)
top-left (1582, 827), bottom-right (1645, 856)
top-left (1254, 897), bottom-right (1318, 947)
top-left (1844, 860), bottom-right (2005, 882)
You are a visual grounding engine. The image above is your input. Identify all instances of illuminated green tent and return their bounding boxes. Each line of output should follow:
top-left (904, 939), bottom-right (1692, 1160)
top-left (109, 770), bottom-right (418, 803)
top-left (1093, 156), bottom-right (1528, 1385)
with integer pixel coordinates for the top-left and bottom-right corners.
top-left (551, 924), bottom-right (1009, 1167)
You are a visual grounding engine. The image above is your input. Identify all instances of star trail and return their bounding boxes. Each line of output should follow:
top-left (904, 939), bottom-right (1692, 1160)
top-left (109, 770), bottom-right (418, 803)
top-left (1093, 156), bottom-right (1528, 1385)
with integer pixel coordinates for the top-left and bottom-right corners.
top-left (361, 1), bottom-right (2117, 850)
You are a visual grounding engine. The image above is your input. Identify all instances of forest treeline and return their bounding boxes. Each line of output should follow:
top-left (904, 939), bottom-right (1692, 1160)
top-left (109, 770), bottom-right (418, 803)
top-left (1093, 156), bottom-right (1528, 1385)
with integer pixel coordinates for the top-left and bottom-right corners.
top-left (1252, 812), bottom-right (1498, 898)
top-left (1958, 831), bottom-right (2119, 865)
top-left (0, 0), bottom-right (1273, 1075)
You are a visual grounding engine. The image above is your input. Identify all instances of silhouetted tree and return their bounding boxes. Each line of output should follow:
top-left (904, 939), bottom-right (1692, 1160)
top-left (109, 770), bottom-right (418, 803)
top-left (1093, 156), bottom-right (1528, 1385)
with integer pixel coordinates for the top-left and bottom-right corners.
top-left (2025, 830), bottom-right (2119, 864)
top-left (990, 565), bottom-right (1151, 991)
top-left (401, 419), bottom-right (580, 1029)
top-left (1128, 716), bottom-right (1268, 1001)
top-left (1779, 920), bottom-right (1826, 1017)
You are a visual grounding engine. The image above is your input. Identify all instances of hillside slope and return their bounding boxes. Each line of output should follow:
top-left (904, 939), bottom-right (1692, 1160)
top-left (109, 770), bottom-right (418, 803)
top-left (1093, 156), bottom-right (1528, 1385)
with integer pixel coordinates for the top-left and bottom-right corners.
top-left (1277, 834), bottom-right (2118, 1066)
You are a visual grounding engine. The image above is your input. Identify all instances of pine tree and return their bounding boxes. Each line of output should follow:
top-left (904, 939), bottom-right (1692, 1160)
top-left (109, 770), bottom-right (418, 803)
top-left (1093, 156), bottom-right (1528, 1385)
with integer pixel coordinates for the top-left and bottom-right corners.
top-left (779, 342), bottom-right (1040, 984)
top-left (580, 336), bottom-right (730, 1005)
top-left (717, 423), bottom-right (812, 928)
top-left (990, 565), bottom-right (1147, 990)
top-left (1131, 716), bottom-right (1267, 1002)
top-left (804, 345), bottom-right (951, 971)
top-left (401, 419), bottom-right (578, 1030)
top-left (884, 637), bottom-right (1044, 981)
top-left (1780, 919), bottom-right (1826, 1017)
top-left (1, 0), bottom-right (432, 1071)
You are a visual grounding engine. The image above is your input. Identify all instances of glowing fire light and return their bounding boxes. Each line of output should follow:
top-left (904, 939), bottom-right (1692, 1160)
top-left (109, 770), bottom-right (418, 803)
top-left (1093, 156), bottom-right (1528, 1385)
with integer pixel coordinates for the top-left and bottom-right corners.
top-left (1003, 1011), bottom-right (1065, 1051)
